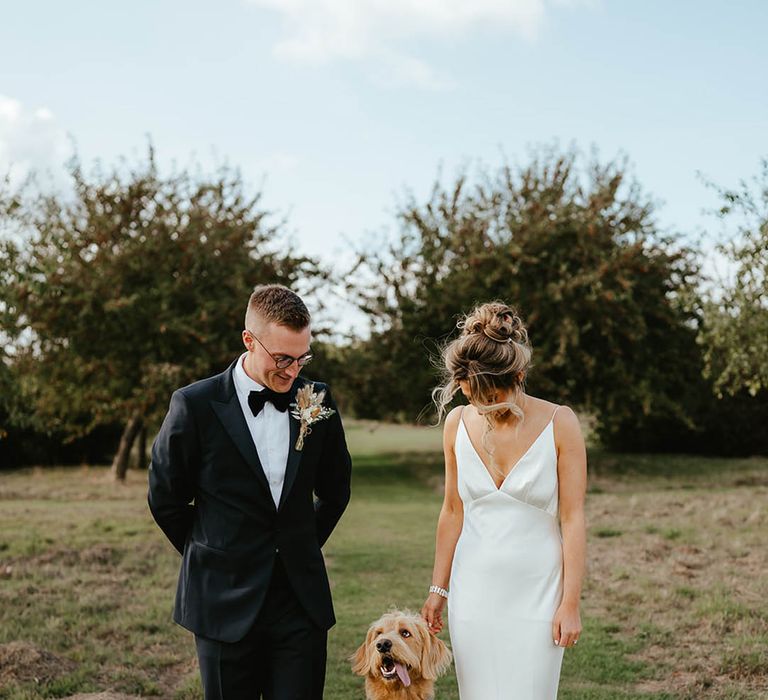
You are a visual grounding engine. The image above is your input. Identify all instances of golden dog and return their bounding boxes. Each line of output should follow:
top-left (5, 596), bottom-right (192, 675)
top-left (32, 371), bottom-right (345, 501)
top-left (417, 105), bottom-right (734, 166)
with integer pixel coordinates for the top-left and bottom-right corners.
top-left (351, 609), bottom-right (453, 700)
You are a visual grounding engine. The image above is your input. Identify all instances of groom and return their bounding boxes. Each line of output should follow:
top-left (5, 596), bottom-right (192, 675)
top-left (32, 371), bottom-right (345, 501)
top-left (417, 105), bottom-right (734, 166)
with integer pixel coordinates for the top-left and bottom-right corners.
top-left (148, 284), bottom-right (352, 699)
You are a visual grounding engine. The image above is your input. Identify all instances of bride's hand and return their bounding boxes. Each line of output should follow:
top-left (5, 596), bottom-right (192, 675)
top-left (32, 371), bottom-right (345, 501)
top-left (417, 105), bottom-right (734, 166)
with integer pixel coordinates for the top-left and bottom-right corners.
top-left (421, 593), bottom-right (447, 634)
top-left (552, 602), bottom-right (582, 648)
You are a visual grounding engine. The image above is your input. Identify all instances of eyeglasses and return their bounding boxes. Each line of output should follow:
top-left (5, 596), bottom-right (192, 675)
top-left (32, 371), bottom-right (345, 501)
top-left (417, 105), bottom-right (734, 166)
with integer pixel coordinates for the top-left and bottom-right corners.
top-left (245, 329), bottom-right (313, 369)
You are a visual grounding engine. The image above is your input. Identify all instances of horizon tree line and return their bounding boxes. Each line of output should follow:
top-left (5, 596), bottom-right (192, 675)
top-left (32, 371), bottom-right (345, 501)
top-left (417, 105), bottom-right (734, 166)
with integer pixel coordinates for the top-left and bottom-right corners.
top-left (1, 146), bottom-right (766, 477)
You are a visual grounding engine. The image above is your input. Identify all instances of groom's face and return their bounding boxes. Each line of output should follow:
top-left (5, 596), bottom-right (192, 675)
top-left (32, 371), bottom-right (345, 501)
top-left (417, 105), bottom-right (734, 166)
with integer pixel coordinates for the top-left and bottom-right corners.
top-left (242, 320), bottom-right (312, 393)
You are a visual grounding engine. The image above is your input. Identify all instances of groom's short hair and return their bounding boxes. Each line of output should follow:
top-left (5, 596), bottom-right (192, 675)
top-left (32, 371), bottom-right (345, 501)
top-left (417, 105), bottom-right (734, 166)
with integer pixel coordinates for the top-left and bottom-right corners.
top-left (245, 284), bottom-right (311, 332)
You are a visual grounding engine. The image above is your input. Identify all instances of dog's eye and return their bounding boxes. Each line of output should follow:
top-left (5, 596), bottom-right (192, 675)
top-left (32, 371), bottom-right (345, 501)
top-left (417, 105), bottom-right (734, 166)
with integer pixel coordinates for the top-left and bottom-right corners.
top-left (400, 629), bottom-right (411, 638)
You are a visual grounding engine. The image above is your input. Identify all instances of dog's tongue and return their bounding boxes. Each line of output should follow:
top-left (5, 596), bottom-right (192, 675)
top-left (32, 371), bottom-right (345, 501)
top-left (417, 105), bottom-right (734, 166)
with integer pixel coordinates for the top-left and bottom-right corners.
top-left (394, 662), bottom-right (411, 687)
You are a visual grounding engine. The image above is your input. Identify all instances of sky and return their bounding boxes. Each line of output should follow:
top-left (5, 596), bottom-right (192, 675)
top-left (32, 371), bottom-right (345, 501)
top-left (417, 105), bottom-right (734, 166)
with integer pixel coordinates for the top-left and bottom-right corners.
top-left (1, 0), bottom-right (767, 330)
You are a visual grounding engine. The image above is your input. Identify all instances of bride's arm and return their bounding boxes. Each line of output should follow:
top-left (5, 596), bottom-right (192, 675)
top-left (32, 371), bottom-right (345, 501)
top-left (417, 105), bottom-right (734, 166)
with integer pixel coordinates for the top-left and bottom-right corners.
top-left (421, 406), bottom-right (464, 634)
top-left (553, 406), bottom-right (587, 647)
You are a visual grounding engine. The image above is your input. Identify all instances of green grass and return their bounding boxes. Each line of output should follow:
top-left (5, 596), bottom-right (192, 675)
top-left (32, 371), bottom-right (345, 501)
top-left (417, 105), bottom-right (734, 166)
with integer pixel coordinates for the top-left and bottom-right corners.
top-left (1, 422), bottom-right (767, 699)
top-left (345, 418), bottom-right (443, 456)
top-left (594, 528), bottom-right (623, 538)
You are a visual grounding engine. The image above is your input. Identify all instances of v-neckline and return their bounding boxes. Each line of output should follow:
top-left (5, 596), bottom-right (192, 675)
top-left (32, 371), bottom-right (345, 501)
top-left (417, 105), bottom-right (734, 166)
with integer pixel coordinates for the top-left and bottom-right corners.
top-left (458, 412), bottom-right (555, 491)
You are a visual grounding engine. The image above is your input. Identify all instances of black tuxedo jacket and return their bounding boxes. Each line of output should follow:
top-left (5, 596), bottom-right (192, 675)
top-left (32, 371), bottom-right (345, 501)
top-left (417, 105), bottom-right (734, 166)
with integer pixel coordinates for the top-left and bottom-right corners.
top-left (147, 360), bottom-right (352, 643)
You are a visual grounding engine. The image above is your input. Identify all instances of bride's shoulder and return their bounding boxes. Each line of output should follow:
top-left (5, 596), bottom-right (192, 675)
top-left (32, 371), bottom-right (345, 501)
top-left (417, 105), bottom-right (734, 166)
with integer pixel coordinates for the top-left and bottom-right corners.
top-left (443, 405), bottom-right (465, 437)
top-left (525, 396), bottom-right (573, 418)
top-left (544, 401), bottom-right (580, 438)
top-left (522, 397), bottom-right (579, 435)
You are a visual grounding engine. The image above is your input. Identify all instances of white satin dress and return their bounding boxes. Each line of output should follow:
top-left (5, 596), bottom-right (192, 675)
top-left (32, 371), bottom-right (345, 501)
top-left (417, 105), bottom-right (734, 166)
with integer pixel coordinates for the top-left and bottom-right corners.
top-left (448, 406), bottom-right (565, 699)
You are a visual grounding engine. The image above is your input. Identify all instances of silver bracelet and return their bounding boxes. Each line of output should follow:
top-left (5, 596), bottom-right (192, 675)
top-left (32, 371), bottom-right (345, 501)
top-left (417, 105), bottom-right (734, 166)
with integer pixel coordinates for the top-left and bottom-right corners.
top-left (429, 584), bottom-right (449, 599)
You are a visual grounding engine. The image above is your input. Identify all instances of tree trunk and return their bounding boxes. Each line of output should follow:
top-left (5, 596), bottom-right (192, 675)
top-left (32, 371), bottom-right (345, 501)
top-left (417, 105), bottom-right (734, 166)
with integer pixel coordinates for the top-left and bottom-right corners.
top-left (111, 412), bottom-right (143, 482)
top-left (136, 424), bottom-right (147, 470)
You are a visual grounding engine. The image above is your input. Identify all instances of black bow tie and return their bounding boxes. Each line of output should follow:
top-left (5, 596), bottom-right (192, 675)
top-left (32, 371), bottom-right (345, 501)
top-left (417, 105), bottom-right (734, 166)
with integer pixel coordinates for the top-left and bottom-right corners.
top-left (248, 388), bottom-right (292, 416)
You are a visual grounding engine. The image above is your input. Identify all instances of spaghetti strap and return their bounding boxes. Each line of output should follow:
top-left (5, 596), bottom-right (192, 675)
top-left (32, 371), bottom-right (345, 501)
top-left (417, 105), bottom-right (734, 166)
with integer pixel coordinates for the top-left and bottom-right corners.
top-left (550, 404), bottom-right (561, 422)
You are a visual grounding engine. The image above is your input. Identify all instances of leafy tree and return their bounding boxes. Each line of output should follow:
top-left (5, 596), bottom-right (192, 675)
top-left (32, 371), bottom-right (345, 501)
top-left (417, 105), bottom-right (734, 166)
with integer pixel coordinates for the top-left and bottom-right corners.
top-left (699, 159), bottom-right (768, 397)
top-left (346, 147), bottom-right (702, 442)
top-left (0, 147), bottom-right (324, 478)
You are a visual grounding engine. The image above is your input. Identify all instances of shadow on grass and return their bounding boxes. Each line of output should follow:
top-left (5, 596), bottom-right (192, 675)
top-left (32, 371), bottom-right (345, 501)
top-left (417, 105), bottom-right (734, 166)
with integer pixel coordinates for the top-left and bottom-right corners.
top-left (351, 452), bottom-right (443, 495)
top-left (588, 450), bottom-right (768, 481)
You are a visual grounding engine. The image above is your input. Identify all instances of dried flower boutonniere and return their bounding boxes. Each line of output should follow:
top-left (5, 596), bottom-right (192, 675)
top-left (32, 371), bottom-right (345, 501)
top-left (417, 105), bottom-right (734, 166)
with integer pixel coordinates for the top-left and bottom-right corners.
top-left (290, 383), bottom-right (336, 451)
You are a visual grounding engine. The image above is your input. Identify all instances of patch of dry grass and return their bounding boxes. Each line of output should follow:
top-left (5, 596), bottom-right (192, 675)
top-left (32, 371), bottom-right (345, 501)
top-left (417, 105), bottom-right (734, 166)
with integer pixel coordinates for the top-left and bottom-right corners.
top-left (582, 457), bottom-right (768, 699)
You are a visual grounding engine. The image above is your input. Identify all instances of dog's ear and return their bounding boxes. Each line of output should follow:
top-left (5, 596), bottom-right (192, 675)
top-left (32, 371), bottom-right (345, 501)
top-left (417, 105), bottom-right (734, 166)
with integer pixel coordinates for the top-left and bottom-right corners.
top-left (420, 623), bottom-right (453, 680)
top-left (350, 624), bottom-right (377, 677)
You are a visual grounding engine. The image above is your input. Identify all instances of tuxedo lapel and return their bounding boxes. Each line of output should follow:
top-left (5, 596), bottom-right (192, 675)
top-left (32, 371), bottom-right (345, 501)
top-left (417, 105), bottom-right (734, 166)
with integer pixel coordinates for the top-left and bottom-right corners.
top-left (210, 362), bottom-right (275, 507)
top-left (278, 381), bottom-right (305, 511)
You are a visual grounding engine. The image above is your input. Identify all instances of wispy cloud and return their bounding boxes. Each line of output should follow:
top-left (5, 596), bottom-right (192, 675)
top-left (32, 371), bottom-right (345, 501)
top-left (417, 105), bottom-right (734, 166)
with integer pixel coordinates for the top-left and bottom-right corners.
top-left (248, 0), bottom-right (579, 89)
top-left (0, 95), bottom-right (69, 185)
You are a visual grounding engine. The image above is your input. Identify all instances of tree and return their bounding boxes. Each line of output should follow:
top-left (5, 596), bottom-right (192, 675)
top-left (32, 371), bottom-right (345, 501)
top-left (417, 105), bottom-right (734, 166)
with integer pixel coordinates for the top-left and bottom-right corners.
top-left (346, 147), bottom-right (702, 441)
top-left (0, 147), bottom-right (325, 479)
top-left (699, 159), bottom-right (768, 397)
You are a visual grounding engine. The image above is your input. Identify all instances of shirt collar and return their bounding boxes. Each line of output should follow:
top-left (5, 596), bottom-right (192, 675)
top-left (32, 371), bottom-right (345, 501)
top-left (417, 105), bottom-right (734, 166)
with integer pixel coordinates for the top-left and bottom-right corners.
top-left (234, 352), bottom-right (265, 395)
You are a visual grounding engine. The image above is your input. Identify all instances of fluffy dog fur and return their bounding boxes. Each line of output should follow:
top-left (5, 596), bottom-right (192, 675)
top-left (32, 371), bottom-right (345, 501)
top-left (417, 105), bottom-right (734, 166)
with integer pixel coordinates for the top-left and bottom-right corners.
top-left (351, 609), bottom-right (453, 700)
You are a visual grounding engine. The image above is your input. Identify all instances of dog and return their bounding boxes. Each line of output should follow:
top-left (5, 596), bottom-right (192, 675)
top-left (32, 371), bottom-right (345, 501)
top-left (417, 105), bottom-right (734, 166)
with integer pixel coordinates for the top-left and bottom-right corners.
top-left (351, 609), bottom-right (453, 700)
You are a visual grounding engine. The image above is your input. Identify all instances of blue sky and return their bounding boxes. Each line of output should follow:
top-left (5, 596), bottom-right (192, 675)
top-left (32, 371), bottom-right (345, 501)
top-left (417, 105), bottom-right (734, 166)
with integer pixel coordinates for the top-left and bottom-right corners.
top-left (1, 0), bottom-right (766, 312)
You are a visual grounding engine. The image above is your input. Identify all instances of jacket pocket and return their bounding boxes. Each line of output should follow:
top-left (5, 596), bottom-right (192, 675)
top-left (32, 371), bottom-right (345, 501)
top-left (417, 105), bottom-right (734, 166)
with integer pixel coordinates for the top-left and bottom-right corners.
top-left (189, 539), bottom-right (247, 574)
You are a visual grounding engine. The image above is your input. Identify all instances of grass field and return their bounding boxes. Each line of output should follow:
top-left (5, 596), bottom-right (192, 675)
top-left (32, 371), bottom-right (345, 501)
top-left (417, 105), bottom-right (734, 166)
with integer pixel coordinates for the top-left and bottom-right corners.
top-left (1, 420), bottom-right (767, 699)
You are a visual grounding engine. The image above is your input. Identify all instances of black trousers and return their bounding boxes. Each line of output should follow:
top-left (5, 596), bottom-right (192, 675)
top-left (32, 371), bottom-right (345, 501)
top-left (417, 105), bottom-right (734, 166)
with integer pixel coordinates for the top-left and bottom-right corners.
top-left (195, 557), bottom-right (328, 700)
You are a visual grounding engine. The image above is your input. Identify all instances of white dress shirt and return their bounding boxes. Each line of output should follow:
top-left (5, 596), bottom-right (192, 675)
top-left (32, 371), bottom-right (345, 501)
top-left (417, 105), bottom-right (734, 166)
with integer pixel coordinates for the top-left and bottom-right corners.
top-left (233, 352), bottom-right (290, 508)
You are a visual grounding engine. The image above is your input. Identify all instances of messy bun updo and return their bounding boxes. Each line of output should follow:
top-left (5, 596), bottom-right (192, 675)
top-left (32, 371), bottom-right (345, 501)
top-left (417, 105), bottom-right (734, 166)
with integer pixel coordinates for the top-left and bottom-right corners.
top-left (432, 302), bottom-right (532, 466)
top-left (459, 303), bottom-right (529, 347)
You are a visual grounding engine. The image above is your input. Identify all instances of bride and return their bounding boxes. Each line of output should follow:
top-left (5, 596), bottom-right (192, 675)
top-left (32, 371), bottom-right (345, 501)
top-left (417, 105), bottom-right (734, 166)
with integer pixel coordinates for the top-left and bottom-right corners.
top-left (421, 301), bottom-right (587, 699)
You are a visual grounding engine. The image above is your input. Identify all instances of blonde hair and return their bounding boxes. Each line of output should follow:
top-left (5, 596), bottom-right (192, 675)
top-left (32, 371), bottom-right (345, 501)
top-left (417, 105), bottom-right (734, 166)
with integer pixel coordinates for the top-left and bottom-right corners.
top-left (244, 284), bottom-right (310, 331)
top-left (432, 301), bottom-right (532, 473)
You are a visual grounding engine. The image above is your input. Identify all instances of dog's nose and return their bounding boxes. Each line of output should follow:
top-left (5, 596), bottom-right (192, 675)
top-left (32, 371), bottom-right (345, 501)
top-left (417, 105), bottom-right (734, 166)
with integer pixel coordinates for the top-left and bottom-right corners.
top-left (376, 639), bottom-right (392, 653)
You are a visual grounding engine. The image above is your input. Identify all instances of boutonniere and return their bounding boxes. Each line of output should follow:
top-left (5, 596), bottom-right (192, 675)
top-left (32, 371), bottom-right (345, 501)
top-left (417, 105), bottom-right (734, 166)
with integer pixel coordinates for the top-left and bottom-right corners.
top-left (290, 383), bottom-right (336, 451)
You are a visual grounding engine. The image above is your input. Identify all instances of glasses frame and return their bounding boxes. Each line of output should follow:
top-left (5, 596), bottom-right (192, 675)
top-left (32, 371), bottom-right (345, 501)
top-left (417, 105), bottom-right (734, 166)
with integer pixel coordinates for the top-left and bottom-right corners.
top-left (245, 329), bottom-right (313, 370)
